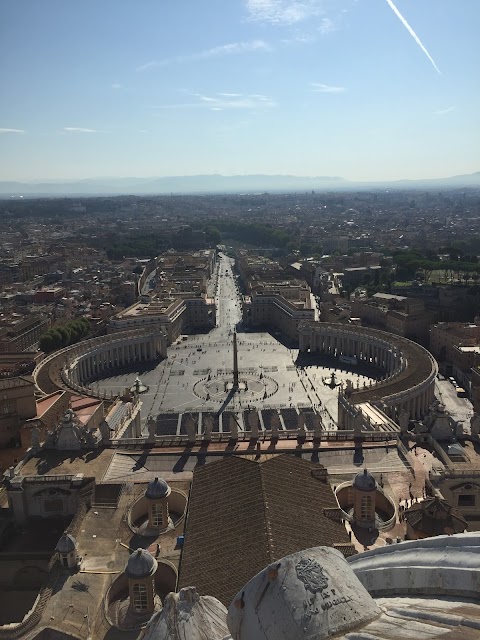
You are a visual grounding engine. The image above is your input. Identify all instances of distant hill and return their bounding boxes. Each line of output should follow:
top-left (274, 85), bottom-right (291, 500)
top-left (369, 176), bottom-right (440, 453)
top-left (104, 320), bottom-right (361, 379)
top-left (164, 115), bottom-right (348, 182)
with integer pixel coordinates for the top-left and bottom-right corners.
top-left (389, 172), bottom-right (480, 188)
top-left (0, 172), bottom-right (479, 197)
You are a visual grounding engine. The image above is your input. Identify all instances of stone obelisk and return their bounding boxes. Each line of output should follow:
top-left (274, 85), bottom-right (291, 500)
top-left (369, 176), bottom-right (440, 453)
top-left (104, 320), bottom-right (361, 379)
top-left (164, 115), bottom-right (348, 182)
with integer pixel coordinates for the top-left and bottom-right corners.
top-left (233, 331), bottom-right (239, 389)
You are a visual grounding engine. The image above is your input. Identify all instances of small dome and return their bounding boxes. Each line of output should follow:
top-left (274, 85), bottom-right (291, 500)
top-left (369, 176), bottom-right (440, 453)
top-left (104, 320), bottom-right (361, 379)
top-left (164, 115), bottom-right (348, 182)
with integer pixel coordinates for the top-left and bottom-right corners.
top-left (142, 587), bottom-right (229, 640)
top-left (56, 532), bottom-right (76, 554)
top-left (353, 468), bottom-right (376, 491)
top-left (146, 477), bottom-right (171, 500)
top-left (126, 548), bottom-right (158, 579)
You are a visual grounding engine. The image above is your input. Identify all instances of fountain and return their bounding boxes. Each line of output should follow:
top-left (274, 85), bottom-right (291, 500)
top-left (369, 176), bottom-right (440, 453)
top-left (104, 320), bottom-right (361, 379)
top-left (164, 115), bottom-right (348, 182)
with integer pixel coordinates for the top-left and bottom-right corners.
top-left (130, 376), bottom-right (149, 394)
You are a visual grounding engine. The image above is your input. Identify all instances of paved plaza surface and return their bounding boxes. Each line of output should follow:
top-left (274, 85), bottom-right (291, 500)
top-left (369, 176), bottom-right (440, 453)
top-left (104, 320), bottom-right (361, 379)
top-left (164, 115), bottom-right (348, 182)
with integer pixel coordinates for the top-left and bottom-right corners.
top-left (97, 255), bottom-right (378, 430)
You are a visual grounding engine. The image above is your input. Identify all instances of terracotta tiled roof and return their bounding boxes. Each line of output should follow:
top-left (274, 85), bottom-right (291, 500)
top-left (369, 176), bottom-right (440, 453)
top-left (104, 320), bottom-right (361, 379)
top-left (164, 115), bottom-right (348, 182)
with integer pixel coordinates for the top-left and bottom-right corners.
top-left (178, 454), bottom-right (350, 606)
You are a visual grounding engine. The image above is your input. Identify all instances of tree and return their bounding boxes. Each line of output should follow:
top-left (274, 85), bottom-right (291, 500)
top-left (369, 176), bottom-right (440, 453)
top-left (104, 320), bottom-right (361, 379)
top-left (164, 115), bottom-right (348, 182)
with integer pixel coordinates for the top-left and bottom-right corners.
top-left (39, 318), bottom-right (91, 353)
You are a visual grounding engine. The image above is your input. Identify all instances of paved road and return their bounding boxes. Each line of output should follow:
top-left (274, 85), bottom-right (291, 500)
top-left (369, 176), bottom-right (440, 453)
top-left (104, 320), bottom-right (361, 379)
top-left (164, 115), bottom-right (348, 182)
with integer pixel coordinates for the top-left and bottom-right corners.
top-left (214, 253), bottom-right (242, 333)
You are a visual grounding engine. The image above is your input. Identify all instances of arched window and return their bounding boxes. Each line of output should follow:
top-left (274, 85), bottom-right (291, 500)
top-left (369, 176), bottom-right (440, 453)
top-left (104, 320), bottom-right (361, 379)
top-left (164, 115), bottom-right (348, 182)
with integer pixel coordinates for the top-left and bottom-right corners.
top-left (132, 582), bottom-right (148, 611)
top-left (151, 502), bottom-right (163, 527)
top-left (360, 495), bottom-right (372, 520)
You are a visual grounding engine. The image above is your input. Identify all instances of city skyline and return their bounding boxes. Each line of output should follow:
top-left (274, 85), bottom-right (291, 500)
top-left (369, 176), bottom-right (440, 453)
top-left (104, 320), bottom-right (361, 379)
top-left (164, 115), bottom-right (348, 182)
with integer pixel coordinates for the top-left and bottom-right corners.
top-left (1, 0), bottom-right (479, 181)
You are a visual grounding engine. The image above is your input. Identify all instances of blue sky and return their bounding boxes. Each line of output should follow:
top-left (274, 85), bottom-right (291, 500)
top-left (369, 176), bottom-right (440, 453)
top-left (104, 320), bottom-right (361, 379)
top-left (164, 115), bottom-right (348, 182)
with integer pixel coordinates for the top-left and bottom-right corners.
top-left (0, 0), bottom-right (478, 181)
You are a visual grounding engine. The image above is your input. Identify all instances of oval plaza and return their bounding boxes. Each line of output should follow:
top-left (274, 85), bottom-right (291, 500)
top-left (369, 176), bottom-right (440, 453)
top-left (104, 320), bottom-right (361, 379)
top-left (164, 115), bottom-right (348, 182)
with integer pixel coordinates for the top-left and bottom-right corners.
top-left (299, 322), bottom-right (437, 431)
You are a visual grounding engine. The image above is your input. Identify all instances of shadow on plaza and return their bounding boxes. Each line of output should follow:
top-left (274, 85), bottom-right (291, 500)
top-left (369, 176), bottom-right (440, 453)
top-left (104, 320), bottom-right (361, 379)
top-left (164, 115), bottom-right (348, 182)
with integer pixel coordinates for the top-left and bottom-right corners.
top-left (95, 358), bottom-right (165, 381)
top-left (294, 351), bottom-right (382, 380)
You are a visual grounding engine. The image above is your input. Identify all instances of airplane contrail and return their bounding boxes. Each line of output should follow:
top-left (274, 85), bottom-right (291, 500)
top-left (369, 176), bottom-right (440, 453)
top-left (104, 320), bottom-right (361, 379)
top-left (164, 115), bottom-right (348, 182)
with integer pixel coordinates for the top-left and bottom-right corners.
top-left (385, 0), bottom-right (441, 74)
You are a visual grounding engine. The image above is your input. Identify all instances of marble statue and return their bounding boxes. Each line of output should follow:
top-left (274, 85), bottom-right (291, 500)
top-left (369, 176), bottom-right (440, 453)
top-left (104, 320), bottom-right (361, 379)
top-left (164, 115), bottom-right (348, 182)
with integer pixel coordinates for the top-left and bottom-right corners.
top-left (297, 413), bottom-right (307, 437)
top-left (185, 414), bottom-right (197, 443)
top-left (313, 414), bottom-right (323, 438)
top-left (248, 411), bottom-right (259, 438)
top-left (229, 414), bottom-right (238, 439)
top-left (99, 419), bottom-right (110, 444)
top-left (147, 415), bottom-right (156, 440)
top-left (270, 412), bottom-right (280, 438)
top-left (30, 426), bottom-right (40, 449)
top-left (142, 587), bottom-right (229, 640)
top-left (203, 415), bottom-right (214, 440)
top-left (398, 408), bottom-right (409, 432)
top-left (353, 411), bottom-right (363, 434)
top-left (470, 412), bottom-right (480, 438)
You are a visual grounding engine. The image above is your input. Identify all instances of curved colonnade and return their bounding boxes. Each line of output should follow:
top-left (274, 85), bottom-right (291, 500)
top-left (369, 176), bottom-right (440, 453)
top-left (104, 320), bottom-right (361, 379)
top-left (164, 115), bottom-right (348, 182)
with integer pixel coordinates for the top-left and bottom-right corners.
top-left (299, 322), bottom-right (438, 427)
top-left (34, 328), bottom-right (167, 397)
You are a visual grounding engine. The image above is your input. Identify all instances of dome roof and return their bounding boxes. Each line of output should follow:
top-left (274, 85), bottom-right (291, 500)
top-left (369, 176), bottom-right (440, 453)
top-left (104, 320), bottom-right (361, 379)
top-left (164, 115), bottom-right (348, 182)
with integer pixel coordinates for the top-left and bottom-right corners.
top-left (227, 546), bottom-right (380, 640)
top-left (145, 476), bottom-right (171, 500)
top-left (353, 468), bottom-right (376, 491)
top-left (126, 548), bottom-right (158, 579)
top-left (56, 532), bottom-right (76, 554)
top-left (142, 587), bottom-right (229, 640)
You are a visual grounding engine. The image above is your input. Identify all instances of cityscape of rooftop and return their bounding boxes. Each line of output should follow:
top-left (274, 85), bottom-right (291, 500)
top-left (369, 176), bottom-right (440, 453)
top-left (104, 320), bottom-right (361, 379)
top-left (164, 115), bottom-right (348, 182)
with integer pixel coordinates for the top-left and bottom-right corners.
top-left (1, 2), bottom-right (480, 640)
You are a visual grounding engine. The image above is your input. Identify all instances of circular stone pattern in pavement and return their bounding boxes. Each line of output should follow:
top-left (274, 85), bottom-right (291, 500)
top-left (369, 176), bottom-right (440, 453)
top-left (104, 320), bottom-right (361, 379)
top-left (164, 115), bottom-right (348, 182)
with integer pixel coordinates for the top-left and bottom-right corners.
top-left (193, 374), bottom-right (278, 402)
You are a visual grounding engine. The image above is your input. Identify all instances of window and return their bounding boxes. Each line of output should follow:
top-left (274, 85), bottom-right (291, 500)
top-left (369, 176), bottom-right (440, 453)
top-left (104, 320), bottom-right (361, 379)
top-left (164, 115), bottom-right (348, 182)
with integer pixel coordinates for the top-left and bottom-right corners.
top-left (360, 495), bottom-right (372, 520)
top-left (151, 502), bottom-right (164, 527)
top-left (132, 582), bottom-right (148, 611)
top-left (458, 494), bottom-right (475, 507)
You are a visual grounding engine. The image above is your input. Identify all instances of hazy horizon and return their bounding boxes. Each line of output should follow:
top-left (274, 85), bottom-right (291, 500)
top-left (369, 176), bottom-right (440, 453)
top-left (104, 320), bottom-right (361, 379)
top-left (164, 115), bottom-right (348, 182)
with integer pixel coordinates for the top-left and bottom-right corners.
top-left (1, 169), bottom-right (479, 184)
top-left (1, 1), bottom-right (479, 182)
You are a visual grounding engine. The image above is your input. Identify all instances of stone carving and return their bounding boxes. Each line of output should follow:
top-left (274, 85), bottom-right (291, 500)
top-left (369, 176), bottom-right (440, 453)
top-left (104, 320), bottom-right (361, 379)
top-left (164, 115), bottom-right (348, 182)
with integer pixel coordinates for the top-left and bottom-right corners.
top-left (54, 410), bottom-right (85, 450)
top-left (296, 557), bottom-right (329, 594)
top-left (147, 415), bottom-right (156, 440)
top-left (297, 413), bottom-right (306, 437)
top-left (398, 409), bottom-right (409, 432)
top-left (30, 426), bottom-right (40, 449)
top-left (203, 415), bottom-right (214, 440)
top-left (85, 427), bottom-right (101, 447)
top-left (185, 414), bottom-right (197, 442)
top-left (227, 546), bottom-right (380, 639)
top-left (45, 429), bottom-right (56, 447)
top-left (229, 414), bottom-right (239, 439)
top-left (353, 411), bottom-right (363, 434)
top-left (142, 587), bottom-right (229, 640)
top-left (99, 419), bottom-right (110, 443)
top-left (248, 411), bottom-right (259, 438)
top-left (471, 412), bottom-right (480, 438)
top-left (270, 412), bottom-right (280, 437)
top-left (430, 404), bottom-right (454, 441)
